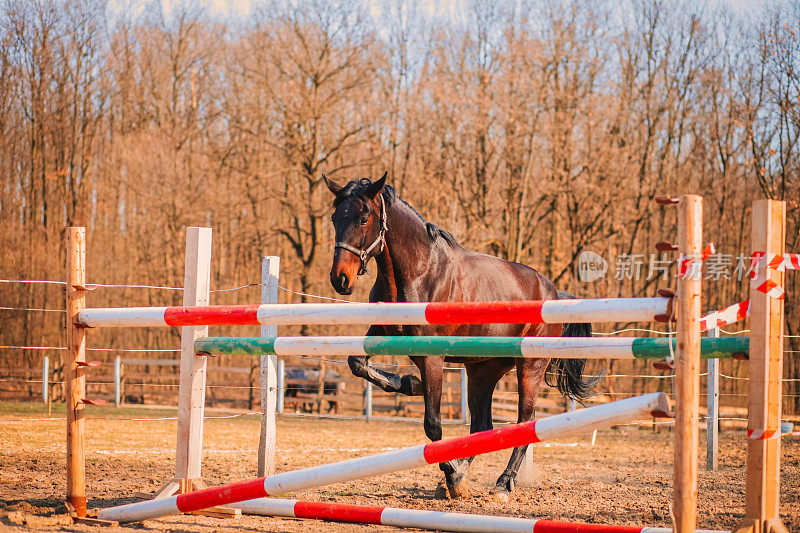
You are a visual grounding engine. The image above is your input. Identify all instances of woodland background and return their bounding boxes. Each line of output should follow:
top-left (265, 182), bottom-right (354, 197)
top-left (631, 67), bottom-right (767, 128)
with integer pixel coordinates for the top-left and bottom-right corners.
top-left (1, 0), bottom-right (798, 414)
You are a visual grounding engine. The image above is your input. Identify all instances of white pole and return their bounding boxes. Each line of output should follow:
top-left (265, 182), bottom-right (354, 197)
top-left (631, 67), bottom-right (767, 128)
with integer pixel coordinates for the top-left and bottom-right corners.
top-left (114, 356), bottom-right (122, 407)
top-left (276, 359), bottom-right (285, 414)
top-left (42, 356), bottom-right (49, 404)
top-left (172, 227), bottom-right (212, 495)
top-left (259, 256), bottom-right (280, 477)
top-left (365, 381), bottom-right (373, 420)
top-left (460, 368), bottom-right (468, 425)
top-left (706, 328), bottom-right (720, 471)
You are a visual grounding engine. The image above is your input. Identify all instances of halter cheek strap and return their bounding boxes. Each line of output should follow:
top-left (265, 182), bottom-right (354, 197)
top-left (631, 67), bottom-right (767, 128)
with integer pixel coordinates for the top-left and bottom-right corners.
top-left (335, 195), bottom-right (388, 276)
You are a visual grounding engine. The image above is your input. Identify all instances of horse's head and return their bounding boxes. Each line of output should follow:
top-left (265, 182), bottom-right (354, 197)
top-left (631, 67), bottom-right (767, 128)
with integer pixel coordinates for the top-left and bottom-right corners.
top-left (324, 172), bottom-right (388, 295)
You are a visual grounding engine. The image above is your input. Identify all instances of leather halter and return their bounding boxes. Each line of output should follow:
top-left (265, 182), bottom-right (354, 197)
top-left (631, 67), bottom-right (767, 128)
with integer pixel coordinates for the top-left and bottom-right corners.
top-left (334, 195), bottom-right (388, 276)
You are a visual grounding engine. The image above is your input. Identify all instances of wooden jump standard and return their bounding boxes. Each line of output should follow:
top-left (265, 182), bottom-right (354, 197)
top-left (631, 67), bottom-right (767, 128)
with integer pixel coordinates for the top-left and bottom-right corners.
top-left (97, 393), bottom-right (669, 523)
top-left (234, 498), bottom-right (728, 533)
top-left (193, 335), bottom-right (748, 360)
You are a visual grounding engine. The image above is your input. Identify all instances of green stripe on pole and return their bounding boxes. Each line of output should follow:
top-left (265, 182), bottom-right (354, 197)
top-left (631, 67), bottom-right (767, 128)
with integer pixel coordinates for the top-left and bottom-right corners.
top-left (364, 336), bottom-right (523, 356)
top-left (195, 336), bottom-right (276, 356)
top-left (630, 337), bottom-right (748, 359)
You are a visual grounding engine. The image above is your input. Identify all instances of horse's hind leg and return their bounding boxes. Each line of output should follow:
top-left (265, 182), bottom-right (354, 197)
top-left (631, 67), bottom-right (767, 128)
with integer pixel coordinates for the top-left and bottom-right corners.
top-left (436, 360), bottom-right (511, 499)
top-left (491, 357), bottom-right (549, 498)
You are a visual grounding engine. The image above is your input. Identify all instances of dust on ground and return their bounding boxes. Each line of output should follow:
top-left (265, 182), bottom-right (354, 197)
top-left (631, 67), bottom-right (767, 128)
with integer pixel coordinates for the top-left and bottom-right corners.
top-left (0, 403), bottom-right (798, 532)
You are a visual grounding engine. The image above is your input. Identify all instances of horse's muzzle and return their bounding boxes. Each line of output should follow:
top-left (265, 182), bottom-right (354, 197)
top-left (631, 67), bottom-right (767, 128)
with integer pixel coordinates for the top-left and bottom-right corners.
top-left (331, 271), bottom-right (354, 295)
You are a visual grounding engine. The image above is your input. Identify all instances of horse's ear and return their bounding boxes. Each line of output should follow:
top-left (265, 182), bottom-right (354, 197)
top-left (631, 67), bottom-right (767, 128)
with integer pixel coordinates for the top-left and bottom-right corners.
top-left (365, 171), bottom-right (387, 199)
top-left (323, 174), bottom-right (343, 195)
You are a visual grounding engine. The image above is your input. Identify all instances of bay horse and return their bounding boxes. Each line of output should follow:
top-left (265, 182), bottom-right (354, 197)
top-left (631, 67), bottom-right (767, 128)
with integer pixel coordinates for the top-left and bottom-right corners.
top-left (324, 172), bottom-right (598, 499)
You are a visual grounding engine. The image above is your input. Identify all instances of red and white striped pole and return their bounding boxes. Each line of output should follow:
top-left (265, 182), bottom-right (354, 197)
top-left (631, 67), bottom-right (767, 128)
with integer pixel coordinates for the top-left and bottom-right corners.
top-left (234, 497), bottom-right (727, 533)
top-left (78, 297), bottom-right (669, 328)
top-left (98, 393), bottom-right (669, 523)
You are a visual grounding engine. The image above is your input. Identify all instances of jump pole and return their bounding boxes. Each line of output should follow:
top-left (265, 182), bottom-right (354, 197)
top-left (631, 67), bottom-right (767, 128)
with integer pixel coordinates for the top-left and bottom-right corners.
top-left (733, 200), bottom-right (789, 533)
top-left (193, 336), bottom-right (748, 360)
top-left (77, 297), bottom-right (671, 327)
top-left (97, 392), bottom-right (670, 523)
top-left (674, 195), bottom-right (702, 533)
top-left (234, 497), bottom-right (729, 533)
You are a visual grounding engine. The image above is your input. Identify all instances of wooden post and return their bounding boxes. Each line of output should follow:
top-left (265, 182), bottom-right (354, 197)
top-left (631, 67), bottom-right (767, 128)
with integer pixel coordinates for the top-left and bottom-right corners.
top-left (164, 227), bottom-right (212, 496)
top-left (460, 368), bottom-right (468, 425)
top-left (674, 195), bottom-right (702, 533)
top-left (706, 328), bottom-right (719, 471)
top-left (114, 356), bottom-right (122, 407)
top-left (734, 200), bottom-right (789, 533)
top-left (277, 359), bottom-right (285, 414)
top-left (258, 256), bottom-right (279, 477)
top-left (66, 227), bottom-right (87, 517)
top-left (365, 381), bottom-right (373, 420)
top-left (42, 356), bottom-right (49, 404)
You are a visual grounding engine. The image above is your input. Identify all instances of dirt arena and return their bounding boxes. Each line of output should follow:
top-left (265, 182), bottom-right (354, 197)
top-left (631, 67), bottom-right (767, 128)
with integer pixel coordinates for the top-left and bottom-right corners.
top-left (0, 402), bottom-right (798, 532)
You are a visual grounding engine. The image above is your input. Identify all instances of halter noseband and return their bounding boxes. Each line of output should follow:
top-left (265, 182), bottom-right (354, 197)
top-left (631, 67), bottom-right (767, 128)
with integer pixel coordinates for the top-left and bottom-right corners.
top-left (334, 194), bottom-right (388, 276)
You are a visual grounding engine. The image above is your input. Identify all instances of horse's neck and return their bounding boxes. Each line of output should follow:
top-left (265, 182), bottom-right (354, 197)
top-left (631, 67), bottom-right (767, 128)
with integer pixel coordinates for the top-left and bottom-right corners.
top-left (377, 201), bottom-right (441, 302)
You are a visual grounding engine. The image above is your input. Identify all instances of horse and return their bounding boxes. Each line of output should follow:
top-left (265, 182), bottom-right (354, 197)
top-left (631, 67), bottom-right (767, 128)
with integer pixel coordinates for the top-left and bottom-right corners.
top-left (323, 172), bottom-right (598, 499)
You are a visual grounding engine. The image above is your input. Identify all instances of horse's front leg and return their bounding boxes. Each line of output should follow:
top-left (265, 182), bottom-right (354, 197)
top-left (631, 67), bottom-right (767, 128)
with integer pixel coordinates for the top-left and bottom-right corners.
top-left (347, 326), bottom-right (423, 396)
top-left (412, 356), bottom-right (465, 498)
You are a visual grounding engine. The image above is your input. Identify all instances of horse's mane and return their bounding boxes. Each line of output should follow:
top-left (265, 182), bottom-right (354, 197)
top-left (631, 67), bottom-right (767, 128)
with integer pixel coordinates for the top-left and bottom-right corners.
top-left (333, 178), bottom-right (457, 246)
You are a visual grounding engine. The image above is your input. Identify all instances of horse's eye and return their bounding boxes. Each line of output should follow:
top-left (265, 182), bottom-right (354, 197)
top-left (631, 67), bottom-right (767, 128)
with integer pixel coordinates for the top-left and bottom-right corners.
top-left (359, 216), bottom-right (369, 225)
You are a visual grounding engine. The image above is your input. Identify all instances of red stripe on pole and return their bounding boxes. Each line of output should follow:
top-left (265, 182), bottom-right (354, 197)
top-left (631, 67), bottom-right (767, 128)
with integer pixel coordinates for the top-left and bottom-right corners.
top-left (533, 520), bottom-right (643, 533)
top-left (164, 305), bottom-right (260, 326)
top-left (293, 501), bottom-right (385, 524)
top-left (423, 419), bottom-right (540, 464)
top-left (425, 300), bottom-right (544, 325)
top-left (175, 478), bottom-right (267, 513)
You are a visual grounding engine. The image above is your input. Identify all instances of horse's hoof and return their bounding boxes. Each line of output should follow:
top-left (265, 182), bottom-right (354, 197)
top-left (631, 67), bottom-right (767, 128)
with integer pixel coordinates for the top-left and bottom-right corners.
top-left (435, 480), bottom-right (450, 500)
top-left (400, 374), bottom-right (423, 396)
top-left (489, 490), bottom-right (510, 503)
top-left (447, 480), bottom-right (471, 499)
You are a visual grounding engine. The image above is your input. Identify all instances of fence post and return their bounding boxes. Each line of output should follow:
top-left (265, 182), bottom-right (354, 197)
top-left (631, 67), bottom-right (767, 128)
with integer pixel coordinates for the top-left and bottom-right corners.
top-left (258, 256), bottom-right (280, 477)
top-left (674, 195), bottom-right (702, 533)
top-left (365, 381), bottom-right (373, 420)
top-left (460, 368), bottom-right (468, 425)
top-left (277, 359), bottom-right (285, 414)
top-left (170, 227), bottom-right (212, 496)
top-left (42, 356), bottom-right (49, 404)
top-left (733, 200), bottom-right (788, 533)
top-left (706, 328), bottom-right (719, 471)
top-left (66, 227), bottom-right (87, 517)
top-left (114, 356), bottom-right (122, 407)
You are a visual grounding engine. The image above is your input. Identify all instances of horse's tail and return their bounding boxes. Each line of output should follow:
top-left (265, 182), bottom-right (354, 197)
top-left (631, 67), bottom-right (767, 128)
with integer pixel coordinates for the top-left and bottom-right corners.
top-left (545, 291), bottom-right (604, 402)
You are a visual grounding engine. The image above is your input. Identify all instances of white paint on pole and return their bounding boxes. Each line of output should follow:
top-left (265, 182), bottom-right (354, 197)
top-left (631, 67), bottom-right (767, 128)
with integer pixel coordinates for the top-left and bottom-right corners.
top-left (78, 307), bottom-right (168, 327)
top-left (706, 328), bottom-right (719, 471)
top-left (260, 444), bottom-right (427, 496)
top-left (273, 336), bottom-right (369, 356)
top-left (520, 336), bottom-right (637, 358)
top-left (534, 392), bottom-right (670, 441)
top-left (538, 297), bottom-right (666, 323)
top-left (255, 303), bottom-right (428, 325)
top-left (381, 507), bottom-right (537, 533)
top-left (259, 256), bottom-right (279, 477)
top-left (42, 356), bottom-right (49, 404)
top-left (174, 227), bottom-right (212, 482)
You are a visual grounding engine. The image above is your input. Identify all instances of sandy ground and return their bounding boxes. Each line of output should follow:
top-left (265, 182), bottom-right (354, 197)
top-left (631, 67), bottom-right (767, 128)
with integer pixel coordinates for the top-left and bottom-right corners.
top-left (0, 402), bottom-right (798, 532)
